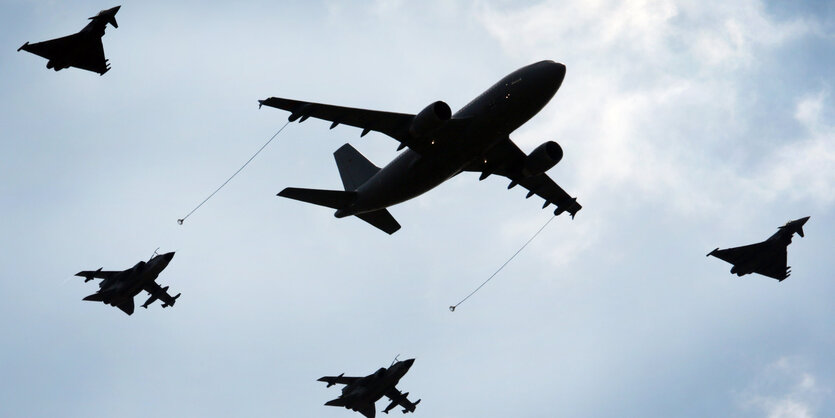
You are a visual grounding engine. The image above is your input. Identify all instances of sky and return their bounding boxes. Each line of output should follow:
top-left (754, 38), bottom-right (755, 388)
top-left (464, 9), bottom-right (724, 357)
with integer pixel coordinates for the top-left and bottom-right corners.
top-left (1, 1), bottom-right (833, 417)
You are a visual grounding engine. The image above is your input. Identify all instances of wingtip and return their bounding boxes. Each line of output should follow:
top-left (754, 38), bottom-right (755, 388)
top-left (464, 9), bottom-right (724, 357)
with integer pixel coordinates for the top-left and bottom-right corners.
top-left (707, 248), bottom-right (719, 257)
top-left (17, 41), bottom-right (29, 52)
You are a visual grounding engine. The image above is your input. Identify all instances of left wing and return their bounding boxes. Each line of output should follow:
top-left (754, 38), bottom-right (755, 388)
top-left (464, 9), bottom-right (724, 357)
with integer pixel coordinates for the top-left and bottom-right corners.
top-left (318, 373), bottom-right (359, 387)
top-left (708, 242), bottom-right (788, 280)
top-left (75, 268), bottom-right (119, 282)
top-left (259, 97), bottom-right (435, 154)
top-left (708, 243), bottom-right (765, 267)
top-left (465, 138), bottom-right (581, 218)
top-left (19, 35), bottom-right (109, 74)
top-left (383, 388), bottom-right (420, 414)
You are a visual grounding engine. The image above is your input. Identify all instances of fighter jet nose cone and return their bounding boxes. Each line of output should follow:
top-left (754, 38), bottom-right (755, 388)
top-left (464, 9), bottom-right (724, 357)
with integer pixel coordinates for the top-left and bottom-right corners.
top-left (164, 252), bottom-right (175, 260)
top-left (403, 358), bottom-right (415, 367)
top-left (800, 216), bottom-right (811, 224)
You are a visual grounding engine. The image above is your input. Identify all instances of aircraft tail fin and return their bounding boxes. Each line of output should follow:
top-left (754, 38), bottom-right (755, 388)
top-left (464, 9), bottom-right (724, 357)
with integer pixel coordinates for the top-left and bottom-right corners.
top-left (334, 143), bottom-right (380, 191)
top-left (278, 188), bottom-right (357, 210)
top-left (356, 209), bottom-right (401, 235)
top-left (115, 299), bottom-right (134, 315)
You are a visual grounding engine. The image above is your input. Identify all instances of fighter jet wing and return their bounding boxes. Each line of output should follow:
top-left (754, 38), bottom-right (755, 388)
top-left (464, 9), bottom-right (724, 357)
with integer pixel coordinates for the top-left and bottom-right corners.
top-left (259, 97), bottom-right (434, 154)
top-left (464, 137), bottom-right (581, 218)
top-left (752, 247), bottom-right (789, 280)
top-left (317, 374), bottom-right (359, 387)
top-left (708, 243), bottom-right (765, 266)
top-left (19, 34), bottom-right (109, 75)
top-left (708, 242), bottom-right (788, 280)
top-left (75, 269), bottom-right (119, 280)
top-left (142, 281), bottom-right (180, 308)
top-left (383, 388), bottom-right (420, 414)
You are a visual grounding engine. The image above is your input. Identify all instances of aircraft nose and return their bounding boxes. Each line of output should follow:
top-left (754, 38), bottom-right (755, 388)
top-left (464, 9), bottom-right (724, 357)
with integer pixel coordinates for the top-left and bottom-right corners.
top-left (402, 358), bottom-right (415, 368)
top-left (798, 216), bottom-right (810, 224)
top-left (163, 252), bottom-right (175, 261)
top-left (536, 60), bottom-right (566, 92)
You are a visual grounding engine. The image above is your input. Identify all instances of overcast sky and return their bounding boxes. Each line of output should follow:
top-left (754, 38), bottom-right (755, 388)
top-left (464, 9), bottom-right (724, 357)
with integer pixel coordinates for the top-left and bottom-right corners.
top-left (1, 1), bottom-right (833, 417)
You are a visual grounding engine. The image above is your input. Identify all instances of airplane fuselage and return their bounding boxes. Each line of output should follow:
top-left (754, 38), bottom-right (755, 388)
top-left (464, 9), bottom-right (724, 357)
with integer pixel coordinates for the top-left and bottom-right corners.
top-left (335, 360), bottom-right (414, 412)
top-left (336, 60), bottom-right (566, 217)
top-left (97, 253), bottom-right (173, 305)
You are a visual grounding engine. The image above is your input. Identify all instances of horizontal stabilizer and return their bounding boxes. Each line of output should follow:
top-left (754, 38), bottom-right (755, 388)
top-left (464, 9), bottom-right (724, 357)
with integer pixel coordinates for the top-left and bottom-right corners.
top-left (83, 293), bottom-right (105, 302)
top-left (356, 209), bottom-right (401, 235)
top-left (325, 398), bottom-right (348, 407)
top-left (278, 188), bottom-right (356, 210)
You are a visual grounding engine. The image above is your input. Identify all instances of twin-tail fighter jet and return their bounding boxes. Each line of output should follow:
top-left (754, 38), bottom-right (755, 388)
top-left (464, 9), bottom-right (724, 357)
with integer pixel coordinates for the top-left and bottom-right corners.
top-left (76, 251), bottom-right (180, 315)
top-left (319, 358), bottom-right (420, 417)
top-left (18, 6), bottom-right (121, 75)
top-left (708, 216), bottom-right (809, 281)
top-left (260, 60), bottom-right (581, 234)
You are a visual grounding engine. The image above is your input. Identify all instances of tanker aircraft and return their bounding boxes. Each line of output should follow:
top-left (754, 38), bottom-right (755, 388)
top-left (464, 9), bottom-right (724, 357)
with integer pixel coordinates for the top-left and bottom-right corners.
top-left (18, 6), bottom-right (120, 75)
top-left (260, 60), bottom-right (581, 234)
top-left (75, 251), bottom-right (180, 315)
top-left (319, 358), bottom-right (420, 417)
top-left (708, 216), bottom-right (810, 281)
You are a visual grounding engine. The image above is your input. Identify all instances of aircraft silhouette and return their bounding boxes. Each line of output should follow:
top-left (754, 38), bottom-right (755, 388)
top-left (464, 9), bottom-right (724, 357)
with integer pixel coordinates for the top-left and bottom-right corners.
top-left (76, 251), bottom-right (180, 315)
top-left (708, 216), bottom-right (809, 281)
top-left (18, 6), bottom-right (120, 75)
top-left (260, 60), bottom-right (581, 234)
top-left (318, 358), bottom-right (420, 417)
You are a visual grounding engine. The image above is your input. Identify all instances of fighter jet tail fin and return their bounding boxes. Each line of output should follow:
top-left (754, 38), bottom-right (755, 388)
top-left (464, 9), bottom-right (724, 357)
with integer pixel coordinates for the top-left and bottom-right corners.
top-left (356, 209), bottom-right (401, 235)
top-left (115, 299), bottom-right (134, 315)
top-left (334, 143), bottom-right (380, 191)
top-left (278, 187), bottom-right (356, 210)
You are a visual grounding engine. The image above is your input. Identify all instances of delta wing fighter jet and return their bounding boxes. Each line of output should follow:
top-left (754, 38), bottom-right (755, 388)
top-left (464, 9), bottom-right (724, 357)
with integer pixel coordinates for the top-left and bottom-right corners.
top-left (260, 60), bottom-right (581, 234)
top-left (319, 358), bottom-right (420, 417)
top-left (708, 216), bottom-right (810, 281)
top-left (76, 251), bottom-right (180, 315)
top-left (18, 6), bottom-right (120, 75)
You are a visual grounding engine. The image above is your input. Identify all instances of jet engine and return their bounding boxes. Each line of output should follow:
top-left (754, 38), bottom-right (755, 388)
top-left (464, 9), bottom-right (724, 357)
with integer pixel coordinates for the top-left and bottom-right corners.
top-left (524, 141), bottom-right (563, 176)
top-left (46, 60), bottom-right (67, 71)
top-left (409, 101), bottom-right (451, 138)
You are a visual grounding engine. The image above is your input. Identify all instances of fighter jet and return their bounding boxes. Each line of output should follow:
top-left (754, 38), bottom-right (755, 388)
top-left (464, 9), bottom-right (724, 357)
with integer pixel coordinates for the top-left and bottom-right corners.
top-left (708, 216), bottom-right (810, 281)
top-left (75, 251), bottom-right (180, 315)
top-left (318, 358), bottom-right (420, 418)
top-left (260, 60), bottom-right (581, 234)
top-left (18, 6), bottom-right (121, 75)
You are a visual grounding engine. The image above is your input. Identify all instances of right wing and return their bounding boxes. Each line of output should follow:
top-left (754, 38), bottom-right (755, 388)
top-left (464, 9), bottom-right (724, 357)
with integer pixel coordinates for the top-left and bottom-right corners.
top-left (383, 388), bottom-right (421, 414)
top-left (142, 282), bottom-right (181, 308)
top-left (752, 247), bottom-right (789, 281)
top-left (463, 138), bottom-right (581, 218)
top-left (19, 34), bottom-right (109, 74)
top-left (259, 97), bottom-right (433, 154)
top-left (317, 373), bottom-right (359, 387)
top-left (75, 268), bottom-right (119, 282)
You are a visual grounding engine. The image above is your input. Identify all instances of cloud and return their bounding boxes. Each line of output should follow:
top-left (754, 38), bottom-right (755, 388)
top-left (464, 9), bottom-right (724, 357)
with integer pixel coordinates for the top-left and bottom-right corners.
top-left (473, 0), bottom-right (833, 255)
top-left (739, 357), bottom-right (829, 418)
top-left (755, 91), bottom-right (835, 204)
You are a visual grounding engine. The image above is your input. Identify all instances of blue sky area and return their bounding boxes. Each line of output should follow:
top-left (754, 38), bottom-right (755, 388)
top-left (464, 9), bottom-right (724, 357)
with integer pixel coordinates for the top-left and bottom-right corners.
top-left (1, 1), bottom-right (833, 417)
